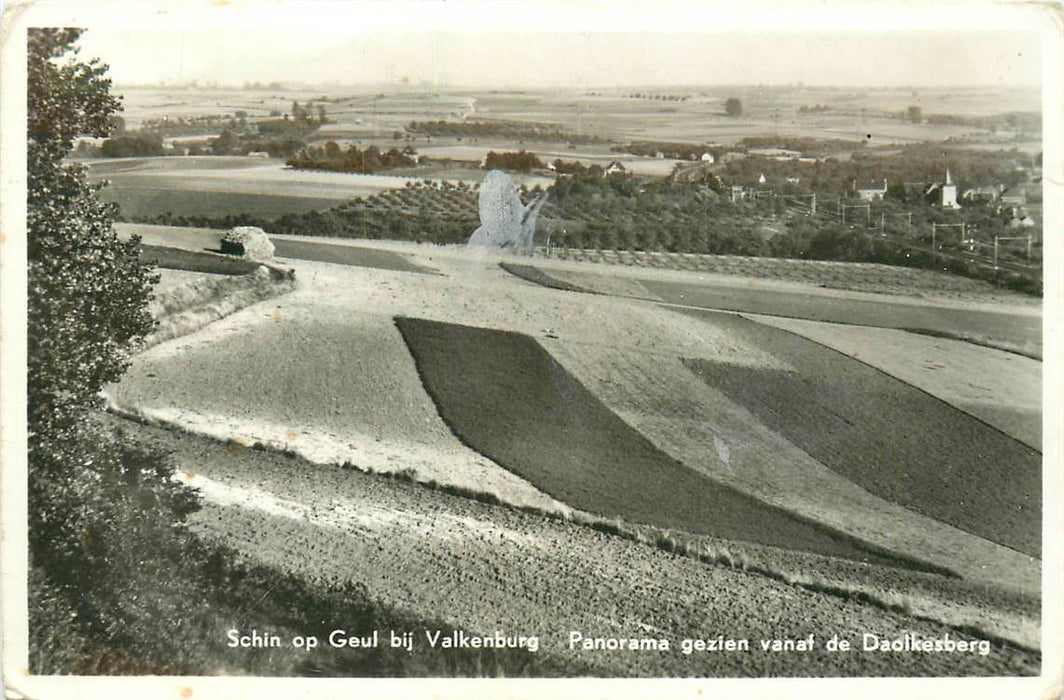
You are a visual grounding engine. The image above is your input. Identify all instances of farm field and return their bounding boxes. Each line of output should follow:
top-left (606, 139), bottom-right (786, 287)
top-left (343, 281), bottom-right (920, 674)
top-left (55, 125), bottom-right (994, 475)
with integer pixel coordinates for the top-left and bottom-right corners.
top-left (107, 238), bottom-right (1041, 590)
top-left (29, 23), bottom-right (1050, 683)
top-left (743, 315), bottom-right (1041, 449)
top-left (394, 316), bottom-right (925, 569)
top-left (681, 311), bottom-right (1040, 556)
top-left (503, 259), bottom-right (1042, 357)
top-left (85, 156), bottom-right (476, 218)
top-left (112, 83), bottom-right (1039, 150)
top-left (112, 417), bottom-right (1038, 676)
top-left (539, 251), bottom-right (1043, 306)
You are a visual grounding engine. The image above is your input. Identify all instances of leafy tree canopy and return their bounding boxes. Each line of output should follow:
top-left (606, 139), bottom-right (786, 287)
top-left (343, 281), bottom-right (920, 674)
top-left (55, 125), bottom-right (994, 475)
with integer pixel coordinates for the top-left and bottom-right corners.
top-left (27, 28), bottom-right (157, 459)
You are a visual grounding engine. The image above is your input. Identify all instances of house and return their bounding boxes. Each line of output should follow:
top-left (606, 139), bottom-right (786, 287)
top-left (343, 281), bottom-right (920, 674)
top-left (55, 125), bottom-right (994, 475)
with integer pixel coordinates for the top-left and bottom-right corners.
top-left (758, 173), bottom-right (767, 185)
top-left (961, 185), bottom-right (1000, 203)
top-left (855, 179), bottom-right (888, 202)
top-left (1004, 206), bottom-right (1036, 228)
top-left (700, 152), bottom-right (715, 163)
top-left (247, 151), bottom-right (270, 159)
top-left (730, 185), bottom-right (747, 203)
top-left (604, 161), bottom-right (627, 176)
top-left (785, 176), bottom-right (801, 184)
top-left (1000, 185), bottom-right (1028, 206)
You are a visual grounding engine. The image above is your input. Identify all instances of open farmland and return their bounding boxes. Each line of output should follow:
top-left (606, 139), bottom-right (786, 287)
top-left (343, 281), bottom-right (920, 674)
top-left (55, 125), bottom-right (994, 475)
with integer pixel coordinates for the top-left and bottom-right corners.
top-left (101, 416), bottom-right (1035, 677)
top-left (394, 317), bottom-right (938, 570)
top-left (680, 311), bottom-right (1040, 557)
top-left (85, 156), bottom-right (460, 218)
top-left (97, 235), bottom-right (1043, 674)
top-left (742, 315), bottom-right (1041, 449)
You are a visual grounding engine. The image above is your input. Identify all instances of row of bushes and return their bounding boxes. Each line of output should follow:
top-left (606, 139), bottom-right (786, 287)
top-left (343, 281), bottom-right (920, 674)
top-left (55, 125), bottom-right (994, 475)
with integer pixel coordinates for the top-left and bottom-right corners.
top-left (406, 119), bottom-right (607, 144)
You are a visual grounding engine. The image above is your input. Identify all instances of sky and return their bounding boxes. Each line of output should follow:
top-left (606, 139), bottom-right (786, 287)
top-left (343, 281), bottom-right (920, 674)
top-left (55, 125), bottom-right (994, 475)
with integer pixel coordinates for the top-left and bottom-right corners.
top-left (74, 28), bottom-right (1042, 89)
top-left (5, 0), bottom-right (1027, 90)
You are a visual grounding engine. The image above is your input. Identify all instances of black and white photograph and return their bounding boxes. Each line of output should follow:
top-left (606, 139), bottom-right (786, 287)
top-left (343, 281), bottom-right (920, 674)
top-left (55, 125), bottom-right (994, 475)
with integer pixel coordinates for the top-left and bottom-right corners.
top-left (1, 1), bottom-right (1061, 697)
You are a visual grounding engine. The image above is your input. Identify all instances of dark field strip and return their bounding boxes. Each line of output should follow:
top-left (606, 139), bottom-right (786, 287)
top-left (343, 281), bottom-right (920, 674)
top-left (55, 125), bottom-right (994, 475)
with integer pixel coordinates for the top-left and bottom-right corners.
top-left (139, 244), bottom-right (260, 275)
top-left (679, 310), bottom-right (1041, 558)
top-left (272, 239), bottom-right (430, 274)
top-left (395, 316), bottom-right (951, 573)
top-left (101, 187), bottom-right (340, 219)
top-left (499, 263), bottom-right (594, 293)
top-left (643, 279), bottom-right (1042, 359)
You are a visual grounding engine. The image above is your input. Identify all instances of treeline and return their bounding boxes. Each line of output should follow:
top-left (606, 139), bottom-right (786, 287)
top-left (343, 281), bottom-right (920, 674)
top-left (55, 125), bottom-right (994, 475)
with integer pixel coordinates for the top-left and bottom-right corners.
top-left (98, 133), bottom-right (165, 158)
top-left (915, 111), bottom-right (1041, 132)
top-left (616, 141), bottom-right (711, 160)
top-left (624, 93), bottom-right (690, 101)
top-left (484, 150), bottom-right (542, 172)
top-left (719, 145), bottom-right (1035, 193)
top-left (286, 143), bottom-right (419, 173)
top-left (406, 120), bottom-right (607, 144)
top-left (738, 136), bottom-right (858, 155)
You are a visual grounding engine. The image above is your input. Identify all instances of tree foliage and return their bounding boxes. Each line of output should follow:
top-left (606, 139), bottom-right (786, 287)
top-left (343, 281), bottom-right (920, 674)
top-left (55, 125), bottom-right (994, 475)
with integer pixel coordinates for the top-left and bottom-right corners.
top-left (27, 27), bottom-right (157, 463)
top-left (725, 97), bottom-right (743, 117)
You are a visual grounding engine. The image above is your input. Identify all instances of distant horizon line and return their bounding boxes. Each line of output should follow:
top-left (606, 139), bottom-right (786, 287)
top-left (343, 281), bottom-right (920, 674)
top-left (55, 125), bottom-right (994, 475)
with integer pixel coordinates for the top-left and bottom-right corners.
top-left (111, 81), bottom-right (1043, 92)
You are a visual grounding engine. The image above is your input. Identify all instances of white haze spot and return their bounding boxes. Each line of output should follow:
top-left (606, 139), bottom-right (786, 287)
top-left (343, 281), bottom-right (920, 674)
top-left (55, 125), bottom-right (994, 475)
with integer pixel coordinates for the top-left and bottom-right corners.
top-left (713, 434), bottom-right (731, 469)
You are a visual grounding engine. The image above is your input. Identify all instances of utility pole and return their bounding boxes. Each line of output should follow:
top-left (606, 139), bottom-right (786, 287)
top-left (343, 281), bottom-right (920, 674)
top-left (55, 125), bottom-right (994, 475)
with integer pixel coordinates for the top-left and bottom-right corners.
top-left (995, 235), bottom-right (1034, 268)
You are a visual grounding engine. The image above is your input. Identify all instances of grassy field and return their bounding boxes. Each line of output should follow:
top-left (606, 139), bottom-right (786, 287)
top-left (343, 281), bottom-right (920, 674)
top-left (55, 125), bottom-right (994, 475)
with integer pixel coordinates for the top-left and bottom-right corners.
top-left (101, 187), bottom-right (342, 219)
top-left (681, 311), bottom-right (1041, 557)
top-left (393, 316), bottom-right (952, 572)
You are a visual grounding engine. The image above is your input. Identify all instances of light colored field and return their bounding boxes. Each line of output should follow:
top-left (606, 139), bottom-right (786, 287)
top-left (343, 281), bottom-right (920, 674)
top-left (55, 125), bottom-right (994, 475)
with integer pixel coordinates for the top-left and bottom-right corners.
top-left (86, 156), bottom-right (431, 199)
top-left (107, 307), bottom-right (569, 515)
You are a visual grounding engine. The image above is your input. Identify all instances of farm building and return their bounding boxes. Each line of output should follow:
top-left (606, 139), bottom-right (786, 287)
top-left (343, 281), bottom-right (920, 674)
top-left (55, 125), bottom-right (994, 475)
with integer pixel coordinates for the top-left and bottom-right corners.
top-left (855, 179), bottom-right (888, 202)
top-left (1004, 206), bottom-right (1036, 228)
top-left (700, 152), bottom-right (715, 163)
top-left (604, 161), bottom-right (627, 176)
top-left (962, 185), bottom-right (1001, 203)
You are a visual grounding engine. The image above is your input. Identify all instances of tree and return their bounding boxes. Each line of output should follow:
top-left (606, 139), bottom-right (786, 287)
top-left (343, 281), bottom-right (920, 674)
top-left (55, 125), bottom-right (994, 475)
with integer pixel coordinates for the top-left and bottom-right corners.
top-left (907, 105), bottom-right (922, 124)
top-left (725, 97), bottom-right (743, 117)
top-left (27, 27), bottom-right (157, 462)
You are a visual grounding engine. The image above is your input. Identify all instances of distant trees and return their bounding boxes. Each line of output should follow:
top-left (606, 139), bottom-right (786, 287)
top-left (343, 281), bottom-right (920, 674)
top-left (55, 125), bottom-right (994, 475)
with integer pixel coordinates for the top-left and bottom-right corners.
top-left (286, 144), bottom-right (418, 173)
top-left (101, 132), bottom-right (164, 157)
top-left (483, 150), bottom-right (542, 172)
top-left (407, 119), bottom-right (607, 144)
top-left (725, 97), bottom-right (743, 117)
top-left (907, 105), bottom-right (922, 124)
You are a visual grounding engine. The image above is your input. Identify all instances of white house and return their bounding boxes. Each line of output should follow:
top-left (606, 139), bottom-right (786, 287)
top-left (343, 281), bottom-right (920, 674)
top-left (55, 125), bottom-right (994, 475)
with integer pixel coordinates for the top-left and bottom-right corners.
top-left (855, 179), bottom-right (888, 202)
top-left (700, 152), bottom-right (715, 163)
